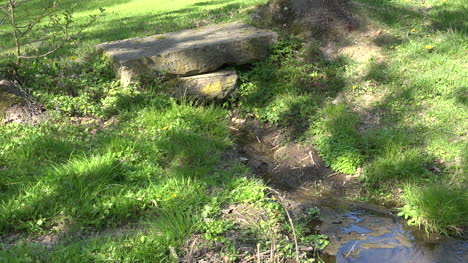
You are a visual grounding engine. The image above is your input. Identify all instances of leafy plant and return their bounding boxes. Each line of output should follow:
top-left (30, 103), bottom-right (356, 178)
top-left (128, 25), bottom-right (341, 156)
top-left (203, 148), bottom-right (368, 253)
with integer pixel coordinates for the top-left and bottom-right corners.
top-left (0, 0), bottom-right (104, 73)
top-left (200, 219), bottom-right (235, 241)
top-left (311, 104), bottom-right (364, 174)
top-left (296, 207), bottom-right (320, 224)
top-left (19, 56), bottom-right (144, 117)
top-left (397, 204), bottom-right (420, 226)
top-left (399, 184), bottom-right (468, 236)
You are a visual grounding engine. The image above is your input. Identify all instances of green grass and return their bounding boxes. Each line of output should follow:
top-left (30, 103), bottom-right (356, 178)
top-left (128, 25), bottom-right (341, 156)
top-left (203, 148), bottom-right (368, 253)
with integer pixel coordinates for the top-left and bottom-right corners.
top-left (0, 0), bottom-right (268, 57)
top-left (0, 0), bottom-right (331, 261)
top-left (0, 93), bottom-right (318, 261)
top-left (312, 104), bottom-right (364, 174)
top-left (399, 184), bottom-right (468, 236)
top-left (0, 96), bottom-right (228, 230)
top-left (0, 1), bottom-right (466, 261)
top-left (233, 0), bottom-right (467, 235)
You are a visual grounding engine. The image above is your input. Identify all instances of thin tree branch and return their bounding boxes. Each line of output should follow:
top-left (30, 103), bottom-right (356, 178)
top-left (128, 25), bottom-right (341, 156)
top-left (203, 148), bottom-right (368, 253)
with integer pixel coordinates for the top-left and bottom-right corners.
top-left (2, 0), bottom-right (104, 72)
top-left (17, 0), bottom-right (57, 38)
top-left (19, 14), bottom-right (101, 59)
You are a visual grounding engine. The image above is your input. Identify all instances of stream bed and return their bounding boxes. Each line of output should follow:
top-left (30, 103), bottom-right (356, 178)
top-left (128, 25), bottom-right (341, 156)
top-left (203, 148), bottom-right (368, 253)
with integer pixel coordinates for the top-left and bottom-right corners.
top-left (232, 121), bottom-right (468, 262)
top-left (292, 188), bottom-right (468, 263)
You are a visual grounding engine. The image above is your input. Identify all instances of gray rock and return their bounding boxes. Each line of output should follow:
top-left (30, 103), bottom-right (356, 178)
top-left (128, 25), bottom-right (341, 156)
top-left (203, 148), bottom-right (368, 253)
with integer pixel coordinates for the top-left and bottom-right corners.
top-left (96, 23), bottom-right (277, 86)
top-left (239, 157), bottom-right (249, 164)
top-left (169, 70), bottom-right (238, 100)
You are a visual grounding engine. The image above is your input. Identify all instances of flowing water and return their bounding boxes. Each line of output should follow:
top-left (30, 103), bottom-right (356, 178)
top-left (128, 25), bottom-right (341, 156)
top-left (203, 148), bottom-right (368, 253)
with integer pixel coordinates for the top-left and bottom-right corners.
top-left (291, 189), bottom-right (468, 263)
top-left (233, 126), bottom-right (468, 262)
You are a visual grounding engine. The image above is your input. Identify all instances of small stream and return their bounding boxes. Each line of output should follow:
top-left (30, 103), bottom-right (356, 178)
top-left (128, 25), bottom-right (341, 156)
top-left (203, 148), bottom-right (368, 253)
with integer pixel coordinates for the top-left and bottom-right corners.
top-left (292, 189), bottom-right (468, 263)
top-left (232, 124), bottom-right (468, 262)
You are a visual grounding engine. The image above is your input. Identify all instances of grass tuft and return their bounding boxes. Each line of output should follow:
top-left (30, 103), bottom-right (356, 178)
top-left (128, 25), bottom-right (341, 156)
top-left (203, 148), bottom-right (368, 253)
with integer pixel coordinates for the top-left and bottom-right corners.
top-left (400, 184), bottom-right (468, 236)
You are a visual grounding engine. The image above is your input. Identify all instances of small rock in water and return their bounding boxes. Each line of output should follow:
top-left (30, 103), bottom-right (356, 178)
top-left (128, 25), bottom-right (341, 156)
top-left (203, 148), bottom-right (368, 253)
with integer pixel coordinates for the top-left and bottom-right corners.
top-left (239, 157), bottom-right (249, 164)
top-left (231, 117), bottom-right (246, 125)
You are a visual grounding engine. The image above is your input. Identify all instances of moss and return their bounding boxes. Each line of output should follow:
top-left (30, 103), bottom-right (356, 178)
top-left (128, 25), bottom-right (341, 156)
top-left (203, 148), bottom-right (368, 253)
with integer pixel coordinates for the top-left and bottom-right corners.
top-left (201, 81), bottom-right (223, 97)
top-left (153, 35), bottom-right (168, 40)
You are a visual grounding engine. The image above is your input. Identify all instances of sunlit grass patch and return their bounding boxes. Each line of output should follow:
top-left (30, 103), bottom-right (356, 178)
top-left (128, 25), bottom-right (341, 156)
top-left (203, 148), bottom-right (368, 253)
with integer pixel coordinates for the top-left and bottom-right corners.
top-left (400, 184), bottom-right (468, 235)
top-left (0, 0), bottom-right (269, 58)
top-left (363, 148), bottom-right (432, 185)
top-left (0, 92), bottom-right (321, 261)
top-left (310, 104), bottom-right (364, 175)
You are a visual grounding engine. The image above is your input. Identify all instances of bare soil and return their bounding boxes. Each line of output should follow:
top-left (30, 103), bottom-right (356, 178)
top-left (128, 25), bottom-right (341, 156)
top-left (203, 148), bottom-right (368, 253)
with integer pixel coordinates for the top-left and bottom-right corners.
top-left (0, 79), bottom-right (45, 124)
top-left (229, 115), bottom-right (363, 200)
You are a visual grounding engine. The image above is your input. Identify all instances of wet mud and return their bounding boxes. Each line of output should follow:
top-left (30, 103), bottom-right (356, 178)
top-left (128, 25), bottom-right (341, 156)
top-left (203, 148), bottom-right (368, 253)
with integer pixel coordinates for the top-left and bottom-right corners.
top-left (231, 119), bottom-right (468, 263)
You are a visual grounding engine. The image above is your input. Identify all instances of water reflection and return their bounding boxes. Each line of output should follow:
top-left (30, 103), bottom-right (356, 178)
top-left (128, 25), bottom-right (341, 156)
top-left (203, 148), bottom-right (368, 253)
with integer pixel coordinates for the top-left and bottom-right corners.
top-left (302, 198), bottom-right (468, 263)
top-left (232, 124), bottom-right (468, 263)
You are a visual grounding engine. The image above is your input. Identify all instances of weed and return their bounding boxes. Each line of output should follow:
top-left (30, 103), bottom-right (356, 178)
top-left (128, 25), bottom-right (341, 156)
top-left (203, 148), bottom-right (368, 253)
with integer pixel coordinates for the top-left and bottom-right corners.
top-left (311, 104), bottom-right (364, 174)
top-left (235, 0), bottom-right (467, 234)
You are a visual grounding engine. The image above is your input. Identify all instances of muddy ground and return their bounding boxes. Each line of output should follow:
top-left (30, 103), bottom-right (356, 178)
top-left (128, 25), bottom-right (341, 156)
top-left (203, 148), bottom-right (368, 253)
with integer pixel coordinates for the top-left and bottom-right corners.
top-left (229, 114), bottom-right (364, 201)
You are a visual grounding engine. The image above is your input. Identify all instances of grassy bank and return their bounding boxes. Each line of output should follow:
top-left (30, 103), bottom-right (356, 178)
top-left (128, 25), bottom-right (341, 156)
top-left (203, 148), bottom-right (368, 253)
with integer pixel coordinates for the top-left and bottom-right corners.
top-left (1, 92), bottom-right (327, 261)
top-left (235, 0), bottom-right (467, 235)
top-left (0, 0), bottom-right (466, 261)
top-left (1, 0), bottom-right (329, 262)
top-left (0, 0), bottom-right (267, 57)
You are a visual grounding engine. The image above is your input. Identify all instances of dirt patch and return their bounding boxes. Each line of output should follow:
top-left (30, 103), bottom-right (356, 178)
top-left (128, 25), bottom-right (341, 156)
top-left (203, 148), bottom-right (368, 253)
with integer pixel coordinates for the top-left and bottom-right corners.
top-left (229, 115), bottom-right (363, 199)
top-left (1, 220), bottom-right (142, 252)
top-left (0, 79), bottom-right (45, 124)
top-left (182, 235), bottom-right (223, 263)
top-left (254, 0), bottom-right (358, 37)
top-left (320, 29), bottom-right (384, 64)
top-left (318, 8), bottom-right (394, 133)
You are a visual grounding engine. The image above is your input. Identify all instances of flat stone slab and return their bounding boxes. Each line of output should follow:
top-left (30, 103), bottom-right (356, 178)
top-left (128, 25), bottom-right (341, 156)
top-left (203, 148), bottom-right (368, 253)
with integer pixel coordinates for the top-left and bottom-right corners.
top-left (169, 70), bottom-right (238, 100)
top-left (96, 23), bottom-right (277, 86)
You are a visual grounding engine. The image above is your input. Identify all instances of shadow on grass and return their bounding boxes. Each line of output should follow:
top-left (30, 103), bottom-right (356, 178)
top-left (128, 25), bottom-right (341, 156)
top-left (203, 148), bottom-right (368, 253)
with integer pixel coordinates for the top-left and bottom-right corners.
top-left (235, 41), bottom-right (349, 140)
top-left (1, 0), bottom-right (260, 59)
top-left (79, 0), bottom-right (249, 43)
top-left (4, 0), bottom-right (143, 20)
top-left (357, 0), bottom-right (467, 35)
top-left (0, 96), bottom-right (231, 237)
top-left (229, 3), bottom-right (467, 231)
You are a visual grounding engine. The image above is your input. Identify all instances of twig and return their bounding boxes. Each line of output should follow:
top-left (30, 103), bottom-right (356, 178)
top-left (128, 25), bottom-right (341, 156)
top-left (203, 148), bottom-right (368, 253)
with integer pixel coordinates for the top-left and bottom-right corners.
top-left (269, 240), bottom-right (274, 262)
top-left (269, 188), bottom-right (300, 263)
top-left (271, 235), bottom-right (277, 262)
top-left (169, 246), bottom-right (179, 261)
top-left (274, 146), bottom-right (286, 154)
top-left (271, 144), bottom-right (282, 151)
top-left (256, 135), bottom-right (261, 143)
top-left (272, 164), bottom-right (281, 171)
top-left (187, 237), bottom-right (199, 261)
top-left (243, 250), bottom-right (270, 263)
top-left (257, 243), bottom-right (261, 263)
top-left (344, 241), bottom-right (358, 258)
top-left (18, 13), bottom-right (100, 60)
top-left (308, 151), bottom-right (317, 167)
top-left (272, 132), bottom-right (281, 144)
top-left (326, 172), bottom-right (340, 178)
